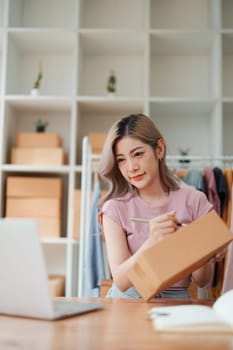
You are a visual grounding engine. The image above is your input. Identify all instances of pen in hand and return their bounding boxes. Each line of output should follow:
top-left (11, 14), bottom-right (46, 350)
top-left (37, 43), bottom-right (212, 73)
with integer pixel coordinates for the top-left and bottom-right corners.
top-left (129, 217), bottom-right (187, 227)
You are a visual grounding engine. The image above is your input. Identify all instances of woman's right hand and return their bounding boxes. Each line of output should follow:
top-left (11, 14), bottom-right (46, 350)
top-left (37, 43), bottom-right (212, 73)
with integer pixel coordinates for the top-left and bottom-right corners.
top-left (148, 211), bottom-right (178, 244)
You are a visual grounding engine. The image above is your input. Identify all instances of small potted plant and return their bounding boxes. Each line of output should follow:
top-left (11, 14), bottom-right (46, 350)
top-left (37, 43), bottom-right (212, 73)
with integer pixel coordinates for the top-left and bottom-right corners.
top-left (35, 119), bottom-right (49, 132)
top-left (107, 70), bottom-right (117, 96)
top-left (31, 60), bottom-right (42, 96)
top-left (178, 148), bottom-right (191, 164)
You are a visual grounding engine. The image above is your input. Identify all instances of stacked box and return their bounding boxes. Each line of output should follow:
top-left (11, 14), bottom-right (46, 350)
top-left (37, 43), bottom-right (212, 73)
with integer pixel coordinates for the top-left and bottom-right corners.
top-left (16, 133), bottom-right (62, 148)
top-left (48, 275), bottom-right (65, 297)
top-left (72, 190), bottom-right (81, 240)
top-left (5, 176), bottom-right (62, 238)
top-left (88, 132), bottom-right (106, 154)
top-left (11, 133), bottom-right (66, 165)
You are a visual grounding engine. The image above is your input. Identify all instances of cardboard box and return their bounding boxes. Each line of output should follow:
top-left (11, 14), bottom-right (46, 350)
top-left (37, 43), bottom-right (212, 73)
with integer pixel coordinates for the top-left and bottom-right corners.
top-left (72, 189), bottom-right (81, 240)
top-left (128, 210), bottom-right (233, 301)
top-left (11, 148), bottom-right (65, 165)
top-left (16, 133), bottom-right (62, 148)
top-left (48, 275), bottom-right (65, 297)
top-left (36, 218), bottom-right (61, 238)
top-left (6, 176), bottom-right (62, 198)
top-left (88, 133), bottom-right (106, 154)
top-left (6, 198), bottom-right (61, 217)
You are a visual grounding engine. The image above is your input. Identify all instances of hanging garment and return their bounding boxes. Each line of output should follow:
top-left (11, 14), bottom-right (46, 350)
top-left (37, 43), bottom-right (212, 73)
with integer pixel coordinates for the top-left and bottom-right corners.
top-left (182, 169), bottom-right (206, 193)
top-left (213, 167), bottom-right (228, 218)
top-left (181, 169), bottom-right (210, 300)
top-left (85, 180), bottom-right (106, 297)
top-left (222, 169), bottom-right (233, 294)
top-left (203, 167), bottom-right (221, 216)
top-left (202, 168), bottom-right (223, 294)
top-left (222, 168), bottom-right (233, 228)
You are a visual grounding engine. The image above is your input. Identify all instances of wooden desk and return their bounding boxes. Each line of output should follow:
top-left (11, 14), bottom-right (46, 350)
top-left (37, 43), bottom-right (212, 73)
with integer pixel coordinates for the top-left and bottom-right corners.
top-left (1, 298), bottom-right (233, 350)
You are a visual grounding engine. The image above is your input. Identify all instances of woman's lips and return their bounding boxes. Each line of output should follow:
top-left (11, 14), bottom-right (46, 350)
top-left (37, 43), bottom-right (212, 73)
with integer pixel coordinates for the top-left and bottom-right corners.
top-left (130, 173), bottom-right (145, 181)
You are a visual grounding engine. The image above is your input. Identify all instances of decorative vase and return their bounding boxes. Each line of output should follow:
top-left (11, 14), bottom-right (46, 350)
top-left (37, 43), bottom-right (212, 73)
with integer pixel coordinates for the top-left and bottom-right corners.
top-left (108, 92), bottom-right (116, 98)
top-left (31, 88), bottom-right (39, 96)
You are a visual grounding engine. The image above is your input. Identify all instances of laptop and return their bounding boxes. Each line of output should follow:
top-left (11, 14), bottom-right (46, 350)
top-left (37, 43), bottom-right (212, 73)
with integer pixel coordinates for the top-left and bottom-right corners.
top-left (0, 218), bottom-right (102, 320)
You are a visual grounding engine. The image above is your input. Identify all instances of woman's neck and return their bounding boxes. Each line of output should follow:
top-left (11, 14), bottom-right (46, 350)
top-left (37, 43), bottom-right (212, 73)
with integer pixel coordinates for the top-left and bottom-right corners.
top-left (137, 185), bottom-right (169, 207)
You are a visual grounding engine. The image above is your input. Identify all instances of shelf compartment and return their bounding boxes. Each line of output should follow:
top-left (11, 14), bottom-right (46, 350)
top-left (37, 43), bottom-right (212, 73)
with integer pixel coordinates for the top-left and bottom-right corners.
top-left (76, 98), bottom-right (144, 163)
top-left (6, 30), bottom-right (75, 95)
top-left (8, 0), bottom-right (77, 28)
top-left (43, 244), bottom-right (67, 275)
top-left (0, 30), bottom-right (4, 95)
top-left (79, 0), bottom-right (146, 30)
top-left (222, 0), bottom-right (233, 30)
top-left (150, 31), bottom-right (218, 98)
top-left (150, 0), bottom-right (218, 30)
top-left (78, 31), bottom-right (146, 97)
top-left (150, 100), bottom-right (217, 156)
top-left (2, 171), bottom-right (69, 238)
top-left (2, 98), bottom-right (72, 165)
top-left (222, 33), bottom-right (233, 98)
top-left (222, 101), bottom-right (233, 155)
top-left (0, 0), bottom-right (5, 27)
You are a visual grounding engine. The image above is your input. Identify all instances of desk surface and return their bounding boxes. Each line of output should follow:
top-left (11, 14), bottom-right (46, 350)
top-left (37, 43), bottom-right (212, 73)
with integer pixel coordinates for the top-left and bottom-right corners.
top-left (1, 297), bottom-right (233, 350)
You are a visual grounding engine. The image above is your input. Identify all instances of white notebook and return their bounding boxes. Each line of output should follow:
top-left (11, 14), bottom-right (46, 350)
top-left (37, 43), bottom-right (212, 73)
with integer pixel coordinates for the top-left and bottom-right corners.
top-left (0, 218), bottom-right (102, 320)
top-left (149, 289), bottom-right (233, 333)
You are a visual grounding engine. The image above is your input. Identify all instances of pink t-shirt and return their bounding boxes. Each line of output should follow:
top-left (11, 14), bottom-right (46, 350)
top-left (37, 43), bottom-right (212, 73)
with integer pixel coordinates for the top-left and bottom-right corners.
top-left (101, 187), bottom-right (213, 289)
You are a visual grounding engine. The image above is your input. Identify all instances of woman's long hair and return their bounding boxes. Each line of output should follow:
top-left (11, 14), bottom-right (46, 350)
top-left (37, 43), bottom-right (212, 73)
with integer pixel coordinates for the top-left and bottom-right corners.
top-left (98, 114), bottom-right (179, 208)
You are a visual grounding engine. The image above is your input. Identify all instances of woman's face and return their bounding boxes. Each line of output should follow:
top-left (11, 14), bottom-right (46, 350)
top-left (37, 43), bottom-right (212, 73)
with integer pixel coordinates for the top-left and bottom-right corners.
top-left (115, 136), bottom-right (161, 191)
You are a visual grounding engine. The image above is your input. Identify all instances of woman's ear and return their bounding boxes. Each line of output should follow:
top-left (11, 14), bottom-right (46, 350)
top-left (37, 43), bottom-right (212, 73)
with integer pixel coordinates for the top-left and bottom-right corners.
top-left (156, 138), bottom-right (165, 160)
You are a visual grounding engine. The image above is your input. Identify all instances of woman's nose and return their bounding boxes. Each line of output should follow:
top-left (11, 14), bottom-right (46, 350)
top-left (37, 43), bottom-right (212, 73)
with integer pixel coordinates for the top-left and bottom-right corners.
top-left (127, 158), bottom-right (138, 171)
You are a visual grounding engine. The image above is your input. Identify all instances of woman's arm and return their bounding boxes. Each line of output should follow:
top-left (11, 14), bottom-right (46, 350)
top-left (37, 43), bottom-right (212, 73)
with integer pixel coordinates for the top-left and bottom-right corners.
top-left (103, 211), bottom-right (178, 291)
top-left (191, 262), bottom-right (214, 288)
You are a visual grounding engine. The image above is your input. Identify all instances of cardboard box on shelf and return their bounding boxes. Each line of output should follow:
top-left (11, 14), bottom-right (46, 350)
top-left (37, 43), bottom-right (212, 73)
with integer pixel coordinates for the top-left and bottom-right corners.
top-left (128, 210), bottom-right (233, 301)
top-left (11, 148), bottom-right (65, 166)
top-left (6, 198), bottom-right (61, 218)
top-left (72, 190), bottom-right (81, 240)
top-left (36, 218), bottom-right (61, 238)
top-left (48, 275), bottom-right (65, 297)
top-left (5, 176), bottom-right (63, 238)
top-left (16, 133), bottom-right (62, 148)
top-left (88, 132), bottom-right (106, 154)
top-left (6, 176), bottom-right (62, 198)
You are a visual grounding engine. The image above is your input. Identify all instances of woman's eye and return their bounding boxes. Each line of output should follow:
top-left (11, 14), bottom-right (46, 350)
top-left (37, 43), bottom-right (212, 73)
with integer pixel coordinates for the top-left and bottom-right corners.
top-left (116, 158), bottom-right (125, 164)
top-left (134, 151), bottom-right (144, 158)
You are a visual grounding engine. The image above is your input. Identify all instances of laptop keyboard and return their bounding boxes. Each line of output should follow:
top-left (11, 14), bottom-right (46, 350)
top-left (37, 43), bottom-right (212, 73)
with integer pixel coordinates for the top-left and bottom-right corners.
top-left (52, 300), bottom-right (102, 318)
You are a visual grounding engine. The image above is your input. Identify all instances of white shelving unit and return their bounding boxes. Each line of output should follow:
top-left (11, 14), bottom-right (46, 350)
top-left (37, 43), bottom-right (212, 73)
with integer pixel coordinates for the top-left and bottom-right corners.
top-left (0, 0), bottom-right (233, 297)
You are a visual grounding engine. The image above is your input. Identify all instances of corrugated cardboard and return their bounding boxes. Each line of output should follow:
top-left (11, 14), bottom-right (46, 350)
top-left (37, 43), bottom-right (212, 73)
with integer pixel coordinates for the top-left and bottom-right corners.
top-left (5, 176), bottom-right (62, 238)
top-left (36, 218), bottom-right (61, 238)
top-left (128, 210), bottom-right (233, 301)
top-left (6, 198), bottom-right (61, 217)
top-left (16, 133), bottom-right (62, 148)
top-left (72, 189), bottom-right (81, 240)
top-left (88, 132), bottom-right (106, 154)
top-left (11, 148), bottom-right (65, 165)
top-left (6, 176), bottom-right (62, 198)
top-left (48, 275), bottom-right (65, 297)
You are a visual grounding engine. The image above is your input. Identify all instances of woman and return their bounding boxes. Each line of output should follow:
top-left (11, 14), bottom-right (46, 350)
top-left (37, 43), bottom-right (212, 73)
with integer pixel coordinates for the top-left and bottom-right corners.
top-left (98, 114), bottom-right (221, 299)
